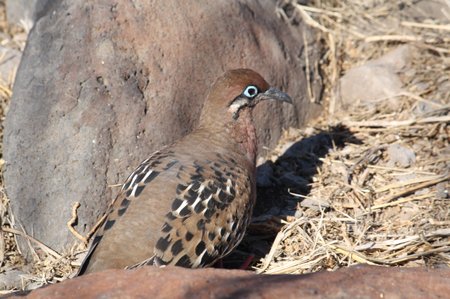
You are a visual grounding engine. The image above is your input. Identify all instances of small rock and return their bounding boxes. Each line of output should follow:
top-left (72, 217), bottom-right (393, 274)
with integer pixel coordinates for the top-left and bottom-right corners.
top-left (336, 45), bottom-right (413, 111)
top-left (403, 0), bottom-right (450, 22)
top-left (0, 269), bottom-right (27, 290)
top-left (395, 173), bottom-right (417, 182)
top-left (299, 197), bottom-right (330, 211)
top-left (436, 183), bottom-right (448, 199)
top-left (415, 188), bottom-right (430, 196)
top-left (387, 144), bottom-right (416, 168)
top-left (413, 100), bottom-right (437, 116)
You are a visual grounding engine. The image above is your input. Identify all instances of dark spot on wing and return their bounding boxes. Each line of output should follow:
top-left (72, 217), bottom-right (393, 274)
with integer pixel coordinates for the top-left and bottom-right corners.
top-left (117, 198), bottom-right (130, 216)
top-left (162, 223), bottom-right (172, 233)
top-left (190, 174), bottom-right (203, 181)
top-left (195, 241), bottom-right (206, 256)
top-left (136, 172), bottom-right (145, 183)
top-left (166, 212), bottom-right (177, 221)
top-left (179, 205), bottom-right (191, 217)
top-left (191, 181), bottom-right (201, 191)
top-left (176, 184), bottom-right (188, 194)
top-left (134, 185), bottom-right (145, 197)
top-left (197, 219), bottom-right (205, 230)
top-left (144, 171), bottom-right (159, 183)
top-left (155, 235), bottom-right (171, 252)
top-left (93, 234), bottom-right (103, 245)
top-left (104, 219), bottom-right (115, 231)
top-left (185, 188), bottom-right (198, 204)
top-left (176, 254), bottom-right (192, 267)
top-left (164, 160), bottom-right (178, 170)
top-left (171, 239), bottom-right (183, 256)
top-left (125, 189), bottom-right (132, 197)
top-left (185, 231), bottom-right (194, 241)
top-left (120, 198), bottom-right (130, 207)
top-left (194, 202), bottom-right (204, 214)
top-left (204, 208), bottom-right (214, 219)
top-left (172, 198), bottom-right (184, 211)
top-left (199, 250), bottom-right (215, 267)
top-left (202, 187), bottom-right (213, 199)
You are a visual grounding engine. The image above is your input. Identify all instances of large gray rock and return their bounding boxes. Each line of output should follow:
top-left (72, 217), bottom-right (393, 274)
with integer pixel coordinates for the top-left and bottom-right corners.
top-left (4, 0), bottom-right (322, 256)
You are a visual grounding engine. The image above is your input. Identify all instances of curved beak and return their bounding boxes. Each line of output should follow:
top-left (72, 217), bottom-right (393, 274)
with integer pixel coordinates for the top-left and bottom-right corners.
top-left (258, 87), bottom-right (292, 104)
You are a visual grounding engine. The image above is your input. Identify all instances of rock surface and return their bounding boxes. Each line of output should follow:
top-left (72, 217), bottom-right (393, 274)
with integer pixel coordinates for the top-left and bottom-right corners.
top-left (3, 0), bottom-right (322, 256)
top-left (7, 265), bottom-right (450, 298)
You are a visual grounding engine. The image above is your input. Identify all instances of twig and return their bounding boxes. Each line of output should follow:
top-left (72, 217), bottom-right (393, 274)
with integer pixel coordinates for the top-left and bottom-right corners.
top-left (371, 192), bottom-right (435, 210)
top-left (295, 4), bottom-right (342, 18)
top-left (322, 158), bottom-right (437, 175)
top-left (364, 35), bottom-right (422, 43)
top-left (344, 115), bottom-right (450, 128)
top-left (374, 175), bottom-right (443, 193)
top-left (401, 21), bottom-right (450, 31)
top-left (67, 202), bottom-right (88, 245)
top-left (294, 3), bottom-right (331, 33)
top-left (383, 246), bottom-right (450, 264)
top-left (373, 174), bottom-right (450, 205)
top-left (330, 245), bottom-right (377, 265)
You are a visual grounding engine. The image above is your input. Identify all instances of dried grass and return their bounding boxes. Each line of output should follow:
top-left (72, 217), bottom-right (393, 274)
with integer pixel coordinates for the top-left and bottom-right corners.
top-left (0, 0), bottom-right (448, 292)
top-left (252, 0), bottom-right (449, 274)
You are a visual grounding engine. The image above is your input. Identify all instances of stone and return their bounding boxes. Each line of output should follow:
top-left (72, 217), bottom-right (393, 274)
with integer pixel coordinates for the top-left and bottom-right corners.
top-left (403, 0), bottom-right (450, 22)
top-left (387, 144), bottom-right (416, 168)
top-left (3, 0), bottom-right (323, 257)
top-left (336, 45), bottom-right (413, 111)
top-left (0, 270), bottom-right (27, 290)
top-left (6, 265), bottom-right (450, 298)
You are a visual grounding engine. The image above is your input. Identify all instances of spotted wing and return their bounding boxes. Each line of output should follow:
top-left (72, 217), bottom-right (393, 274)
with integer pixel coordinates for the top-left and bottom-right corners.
top-left (151, 153), bottom-right (255, 268)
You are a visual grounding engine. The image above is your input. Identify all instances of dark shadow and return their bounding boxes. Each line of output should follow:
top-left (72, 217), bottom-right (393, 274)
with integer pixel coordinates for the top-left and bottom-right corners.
top-left (222, 125), bottom-right (362, 269)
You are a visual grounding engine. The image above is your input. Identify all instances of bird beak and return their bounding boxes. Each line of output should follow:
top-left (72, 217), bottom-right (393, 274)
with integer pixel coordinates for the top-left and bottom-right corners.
top-left (258, 87), bottom-right (292, 104)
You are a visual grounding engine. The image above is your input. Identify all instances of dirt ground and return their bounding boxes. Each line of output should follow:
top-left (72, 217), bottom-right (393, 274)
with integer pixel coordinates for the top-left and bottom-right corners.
top-left (0, 0), bottom-right (449, 293)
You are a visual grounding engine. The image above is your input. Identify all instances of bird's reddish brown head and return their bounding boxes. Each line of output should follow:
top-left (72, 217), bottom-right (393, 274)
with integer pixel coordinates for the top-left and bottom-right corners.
top-left (198, 69), bottom-right (291, 163)
top-left (199, 69), bottom-right (291, 127)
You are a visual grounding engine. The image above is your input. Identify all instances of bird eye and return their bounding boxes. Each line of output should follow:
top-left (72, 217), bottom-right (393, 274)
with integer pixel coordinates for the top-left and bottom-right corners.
top-left (242, 85), bottom-right (259, 99)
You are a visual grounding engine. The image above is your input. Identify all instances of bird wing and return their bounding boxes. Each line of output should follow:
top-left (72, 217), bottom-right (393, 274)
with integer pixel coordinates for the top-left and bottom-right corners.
top-left (78, 149), bottom-right (178, 274)
top-left (150, 152), bottom-right (254, 268)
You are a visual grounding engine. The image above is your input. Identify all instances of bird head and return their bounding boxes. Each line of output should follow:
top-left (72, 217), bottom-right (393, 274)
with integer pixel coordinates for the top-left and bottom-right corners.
top-left (199, 69), bottom-right (292, 128)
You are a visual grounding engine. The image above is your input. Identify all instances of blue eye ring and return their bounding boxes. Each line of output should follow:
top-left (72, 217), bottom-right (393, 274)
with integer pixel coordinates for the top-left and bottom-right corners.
top-left (243, 85), bottom-right (259, 98)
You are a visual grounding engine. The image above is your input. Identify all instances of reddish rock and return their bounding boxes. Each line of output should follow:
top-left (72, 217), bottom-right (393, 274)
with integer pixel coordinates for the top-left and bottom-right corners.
top-left (4, 0), bottom-right (322, 256)
top-left (7, 265), bottom-right (450, 299)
